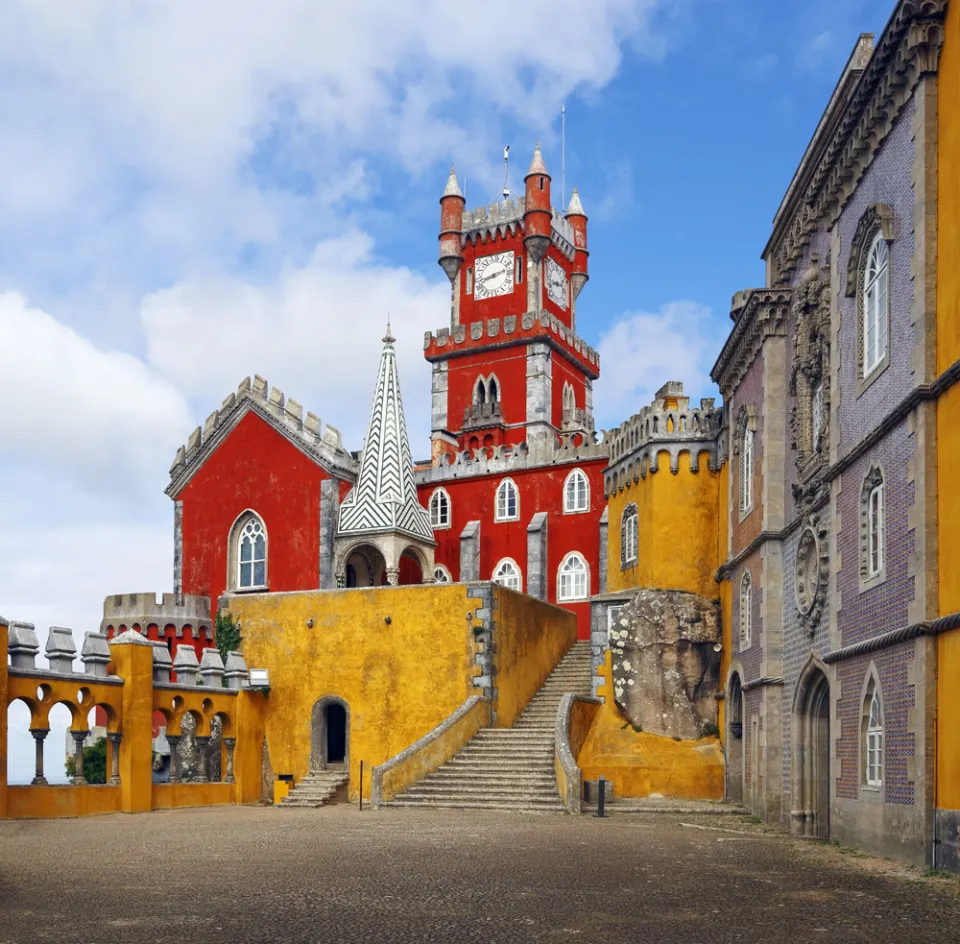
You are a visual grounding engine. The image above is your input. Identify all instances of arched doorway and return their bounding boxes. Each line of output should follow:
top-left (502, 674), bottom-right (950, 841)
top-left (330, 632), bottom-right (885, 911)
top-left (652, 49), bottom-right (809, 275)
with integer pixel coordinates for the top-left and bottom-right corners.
top-left (792, 663), bottom-right (831, 838)
top-left (310, 697), bottom-right (349, 771)
top-left (726, 673), bottom-right (744, 804)
top-left (398, 550), bottom-right (422, 586)
top-left (344, 545), bottom-right (387, 588)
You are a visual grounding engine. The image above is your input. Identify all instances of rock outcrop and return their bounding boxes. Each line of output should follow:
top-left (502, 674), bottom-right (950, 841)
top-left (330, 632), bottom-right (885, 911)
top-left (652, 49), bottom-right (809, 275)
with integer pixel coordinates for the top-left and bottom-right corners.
top-left (609, 589), bottom-right (720, 740)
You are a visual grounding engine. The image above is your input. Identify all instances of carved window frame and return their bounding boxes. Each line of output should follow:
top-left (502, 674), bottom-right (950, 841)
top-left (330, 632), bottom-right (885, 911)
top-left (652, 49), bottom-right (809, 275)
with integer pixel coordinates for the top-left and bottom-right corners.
top-left (620, 503), bottom-right (638, 570)
top-left (734, 406), bottom-right (757, 522)
top-left (859, 465), bottom-right (886, 592)
top-left (860, 668), bottom-right (884, 794)
top-left (846, 205), bottom-right (894, 397)
top-left (739, 570), bottom-right (752, 649)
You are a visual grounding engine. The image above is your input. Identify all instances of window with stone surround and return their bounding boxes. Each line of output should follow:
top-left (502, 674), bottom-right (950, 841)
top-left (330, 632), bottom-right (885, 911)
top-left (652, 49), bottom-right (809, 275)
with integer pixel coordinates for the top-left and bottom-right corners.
top-left (739, 571), bottom-right (752, 648)
top-left (231, 512), bottom-right (267, 591)
top-left (492, 558), bottom-right (522, 591)
top-left (433, 564), bottom-right (452, 583)
top-left (862, 232), bottom-right (889, 378)
top-left (735, 405), bottom-right (756, 520)
top-left (429, 488), bottom-right (451, 529)
top-left (558, 552), bottom-right (589, 602)
top-left (862, 678), bottom-right (884, 789)
top-left (563, 468), bottom-right (589, 514)
top-left (495, 478), bottom-right (519, 522)
top-left (859, 466), bottom-right (886, 590)
top-left (621, 503), bottom-right (638, 568)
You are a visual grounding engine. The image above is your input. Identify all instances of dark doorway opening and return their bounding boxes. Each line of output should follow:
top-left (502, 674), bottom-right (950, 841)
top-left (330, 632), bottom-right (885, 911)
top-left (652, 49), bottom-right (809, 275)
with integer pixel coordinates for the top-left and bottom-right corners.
top-left (326, 703), bottom-right (346, 763)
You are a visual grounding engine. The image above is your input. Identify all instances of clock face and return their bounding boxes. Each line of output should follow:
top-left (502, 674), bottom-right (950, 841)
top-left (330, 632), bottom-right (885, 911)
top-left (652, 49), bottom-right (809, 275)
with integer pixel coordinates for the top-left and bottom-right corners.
top-left (546, 257), bottom-right (568, 309)
top-left (474, 251), bottom-right (515, 300)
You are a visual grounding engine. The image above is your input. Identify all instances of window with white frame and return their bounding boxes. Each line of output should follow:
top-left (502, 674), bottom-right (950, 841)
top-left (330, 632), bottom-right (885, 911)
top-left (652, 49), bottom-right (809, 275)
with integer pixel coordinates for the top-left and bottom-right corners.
top-left (492, 558), bottom-right (522, 591)
top-left (237, 515), bottom-right (267, 589)
top-left (429, 488), bottom-right (451, 529)
top-left (433, 564), bottom-right (452, 584)
top-left (563, 468), bottom-right (589, 513)
top-left (607, 604), bottom-right (625, 631)
top-left (812, 382), bottom-right (825, 453)
top-left (557, 552), bottom-right (589, 602)
top-left (863, 232), bottom-right (889, 378)
top-left (860, 467), bottom-right (885, 584)
top-left (739, 571), bottom-right (752, 647)
top-left (863, 681), bottom-right (884, 787)
top-left (621, 504), bottom-right (638, 568)
top-left (495, 478), bottom-right (519, 521)
top-left (740, 426), bottom-right (754, 514)
top-left (868, 481), bottom-right (884, 578)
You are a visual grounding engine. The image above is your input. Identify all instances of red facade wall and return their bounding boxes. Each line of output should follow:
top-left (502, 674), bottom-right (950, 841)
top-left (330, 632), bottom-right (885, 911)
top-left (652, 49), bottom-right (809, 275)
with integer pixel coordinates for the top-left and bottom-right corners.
top-left (446, 347), bottom-right (529, 443)
top-left (418, 457), bottom-right (606, 638)
top-left (177, 411), bottom-right (332, 610)
top-left (551, 352), bottom-right (590, 429)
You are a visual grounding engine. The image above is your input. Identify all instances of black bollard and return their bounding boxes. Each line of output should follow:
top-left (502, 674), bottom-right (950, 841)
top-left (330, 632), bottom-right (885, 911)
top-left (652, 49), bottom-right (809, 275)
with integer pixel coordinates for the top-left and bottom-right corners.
top-left (359, 761), bottom-right (363, 811)
top-left (595, 775), bottom-right (606, 818)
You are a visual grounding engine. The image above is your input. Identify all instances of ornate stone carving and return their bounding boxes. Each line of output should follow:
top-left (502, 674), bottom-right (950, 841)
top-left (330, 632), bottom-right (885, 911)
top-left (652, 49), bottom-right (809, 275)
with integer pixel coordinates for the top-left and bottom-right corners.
top-left (794, 515), bottom-right (829, 635)
top-left (845, 204), bottom-right (894, 296)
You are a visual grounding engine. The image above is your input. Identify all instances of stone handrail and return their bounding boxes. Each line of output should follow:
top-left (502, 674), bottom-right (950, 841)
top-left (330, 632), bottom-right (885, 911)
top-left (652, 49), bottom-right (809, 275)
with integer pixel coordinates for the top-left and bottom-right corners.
top-left (555, 693), bottom-right (602, 814)
top-left (370, 696), bottom-right (489, 810)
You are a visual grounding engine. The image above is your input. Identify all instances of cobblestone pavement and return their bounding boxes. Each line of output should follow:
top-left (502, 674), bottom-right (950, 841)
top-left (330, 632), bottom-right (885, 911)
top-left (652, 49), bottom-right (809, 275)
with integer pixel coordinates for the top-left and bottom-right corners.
top-left (1, 806), bottom-right (958, 943)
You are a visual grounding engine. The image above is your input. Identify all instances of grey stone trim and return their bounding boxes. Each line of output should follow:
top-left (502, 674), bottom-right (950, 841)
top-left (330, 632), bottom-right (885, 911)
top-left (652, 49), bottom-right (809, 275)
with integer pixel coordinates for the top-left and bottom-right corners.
top-left (555, 693), bottom-right (602, 814)
top-left (598, 507), bottom-right (608, 594)
top-left (460, 521), bottom-right (481, 582)
top-left (467, 583), bottom-right (496, 719)
top-left (369, 694), bottom-right (489, 810)
top-left (8, 667), bottom-right (123, 685)
top-left (525, 341), bottom-right (553, 445)
top-left (526, 512), bottom-right (548, 601)
top-left (822, 609), bottom-right (960, 664)
top-left (173, 500), bottom-right (183, 605)
top-left (319, 479), bottom-right (339, 589)
top-left (740, 676), bottom-right (785, 693)
top-left (431, 361), bottom-right (449, 433)
top-left (935, 808), bottom-right (960, 872)
top-left (762, 337), bottom-right (788, 534)
top-left (712, 289), bottom-right (791, 396)
top-left (152, 682), bottom-right (238, 695)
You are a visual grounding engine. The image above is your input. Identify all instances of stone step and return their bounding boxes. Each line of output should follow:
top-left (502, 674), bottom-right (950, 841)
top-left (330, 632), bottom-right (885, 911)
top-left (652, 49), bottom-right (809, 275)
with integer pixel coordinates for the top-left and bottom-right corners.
top-left (405, 784), bottom-right (559, 798)
top-left (442, 761), bottom-right (553, 773)
top-left (425, 774), bottom-right (557, 786)
top-left (384, 797), bottom-right (564, 811)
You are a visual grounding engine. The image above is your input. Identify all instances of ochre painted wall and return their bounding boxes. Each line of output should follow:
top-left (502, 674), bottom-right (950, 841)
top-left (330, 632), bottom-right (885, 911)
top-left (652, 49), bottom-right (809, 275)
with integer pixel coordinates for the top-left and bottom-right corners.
top-left (606, 449), bottom-right (720, 599)
top-left (5, 786), bottom-right (121, 819)
top-left (227, 585), bottom-right (481, 801)
top-left (177, 411), bottom-right (333, 608)
top-left (937, 0), bottom-right (960, 816)
top-left (492, 588), bottom-right (577, 727)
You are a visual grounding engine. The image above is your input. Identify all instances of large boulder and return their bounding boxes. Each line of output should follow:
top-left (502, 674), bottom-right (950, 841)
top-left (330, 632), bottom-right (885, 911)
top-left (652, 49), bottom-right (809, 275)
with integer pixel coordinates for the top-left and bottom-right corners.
top-left (609, 589), bottom-right (720, 740)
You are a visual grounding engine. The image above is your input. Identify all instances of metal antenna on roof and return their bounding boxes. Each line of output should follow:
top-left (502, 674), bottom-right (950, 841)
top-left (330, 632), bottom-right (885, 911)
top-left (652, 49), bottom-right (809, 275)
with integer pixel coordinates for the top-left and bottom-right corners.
top-left (561, 104), bottom-right (566, 209)
top-left (502, 145), bottom-right (510, 201)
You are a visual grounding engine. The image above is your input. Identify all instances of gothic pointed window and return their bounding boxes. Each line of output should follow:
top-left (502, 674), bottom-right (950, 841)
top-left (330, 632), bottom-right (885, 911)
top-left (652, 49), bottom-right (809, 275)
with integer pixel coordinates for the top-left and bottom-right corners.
top-left (621, 504), bottom-right (638, 568)
top-left (235, 514), bottom-right (267, 590)
top-left (860, 467), bottom-right (886, 587)
top-left (863, 680), bottom-right (884, 788)
top-left (812, 382), bottom-right (825, 454)
top-left (868, 479), bottom-right (884, 578)
top-left (863, 233), bottom-right (889, 378)
top-left (557, 552), bottom-right (589, 602)
top-left (492, 558), bottom-right (522, 591)
top-left (563, 468), bottom-right (589, 514)
top-left (495, 478), bottom-right (519, 522)
top-left (488, 376), bottom-right (499, 403)
top-left (739, 572), bottom-right (752, 648)
top-left (429, 488), bottom-right (451, 529)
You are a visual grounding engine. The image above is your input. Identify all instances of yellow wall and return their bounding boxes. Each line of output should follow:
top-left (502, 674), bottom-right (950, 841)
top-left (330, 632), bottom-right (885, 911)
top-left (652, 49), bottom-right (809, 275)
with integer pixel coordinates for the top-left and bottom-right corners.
top-left (152, 783), bottom-right (235, 810)
top-left (576, 652), bottom-right (724, 800)
top-left (492, 589), bottom-right (576, 727)
top-left (937, 0), bottom-right (960, 814)
top-left (607, 450), bottom-right (720, 598)
top-left (6, 785), bottom-right (120, 819)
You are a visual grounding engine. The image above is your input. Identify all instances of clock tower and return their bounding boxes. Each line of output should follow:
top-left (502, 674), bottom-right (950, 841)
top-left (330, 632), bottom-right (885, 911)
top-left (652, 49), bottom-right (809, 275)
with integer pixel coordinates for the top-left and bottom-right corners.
top-left (425, 146), bottom-right (597, 460)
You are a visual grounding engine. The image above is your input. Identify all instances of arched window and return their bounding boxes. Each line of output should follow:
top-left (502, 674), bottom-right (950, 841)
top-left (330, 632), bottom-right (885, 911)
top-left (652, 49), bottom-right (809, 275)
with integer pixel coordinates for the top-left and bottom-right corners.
top-left (621, 504), bottom-right (638, 567)
top-left (863, 232), bottom-right (889, 378)
top-left (433, 564), bottom-right (452, 584)
top-left (557, 552), bottom-right (589, 602)
top-left (495, 478), bottom-right (519, 522)
top-left (563, 468), bottom-right (589, 513)
top-left (863, 680), bottom-right (884, 787)
top-left (429, 488), bottom-right (451, 529)
top-left (237, 514), bottom-right (267, 590)
top-left (475, 376), bottom-right (487, 406)
top-left (739, 571), bottom-right (752, 647)
top-left (740, 426), bottom-right (754, 514)
top-left (860, 467), bottom-right (885, 585)
top-left (488, 375), bottom-right (499, 402)
top-left (492, 558), bottom-right (522, 591)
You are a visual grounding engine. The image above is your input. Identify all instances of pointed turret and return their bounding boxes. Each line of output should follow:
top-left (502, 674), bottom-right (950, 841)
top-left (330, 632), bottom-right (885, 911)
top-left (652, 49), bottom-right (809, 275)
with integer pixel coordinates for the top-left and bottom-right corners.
top-left (336, 324), bottom-right (435, 586)
top-left (524, 144), bottom-right (552, 310)
top-left (566, 186), bottom-right (589, 301)
top-left (438, 163), bottom-right (466, 285)
top-left (526, 144), bottom-right (548, 177)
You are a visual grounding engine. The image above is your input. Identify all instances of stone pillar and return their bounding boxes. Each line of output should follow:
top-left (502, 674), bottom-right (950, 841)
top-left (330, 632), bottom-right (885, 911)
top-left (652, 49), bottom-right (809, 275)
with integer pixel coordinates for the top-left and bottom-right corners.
top-left (29, 729), bottom-right (48, 786)
top-left (107, 733), bottom-right (122, 786)
top-left (223, 737), bottom-right (236, 784)
top-left (109, 630), bottom-right (155, 812)
top-left (194, 736), bottom-right (211, 783)
top-left (459, 520), bottom-right (481, 582)
top-left (319, 479), bottom-right (339, 589)
top-left (166, 735), bottom-right (182, 784)
top-left (71, 730), bottom-right (90, 785)
top-left (598, 507), bottom-right (609, 594)
top-left (526, 512), bottom-right (548, 600)
top-left (385, 568), bottom-right (400, 587)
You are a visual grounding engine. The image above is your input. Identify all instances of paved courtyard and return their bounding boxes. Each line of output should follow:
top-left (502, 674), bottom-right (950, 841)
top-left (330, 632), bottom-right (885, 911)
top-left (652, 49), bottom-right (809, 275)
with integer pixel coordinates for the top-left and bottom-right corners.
top-left (1, 806), bottom-right (958, 943)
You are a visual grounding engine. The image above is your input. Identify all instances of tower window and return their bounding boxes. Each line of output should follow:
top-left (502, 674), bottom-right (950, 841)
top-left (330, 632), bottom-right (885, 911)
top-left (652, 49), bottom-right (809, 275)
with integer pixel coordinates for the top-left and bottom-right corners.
top-left (429, 488), bottom-right (451, 529)
top-left (234, 513), bottom-right (267, 590)
top-left (495, 478), bottom-right (520, 522)
top-left (466, 267), bottom-right (474, 295)
top-left (516, 256), bottom-right (523, 284)
top-left (539, 176), bottom-right (545, 191)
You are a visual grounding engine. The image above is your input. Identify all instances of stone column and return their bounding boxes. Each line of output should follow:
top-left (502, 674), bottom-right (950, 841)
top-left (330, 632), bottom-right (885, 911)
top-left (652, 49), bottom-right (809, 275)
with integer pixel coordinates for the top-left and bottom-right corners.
top-left (194, 736), bottom-right (210, 783)
top-left (385, 568), bottom-right (400, 587)
top-left (107, 733), bottom-right (122, 786)
top-left (71, 730), bottom-right (90, 785)
top-left (223, 737), bottom-right (236, 784)
top-left (166, 734), bottom-right (182, 784)
top-left (29, 729), bottom-right (48, 785)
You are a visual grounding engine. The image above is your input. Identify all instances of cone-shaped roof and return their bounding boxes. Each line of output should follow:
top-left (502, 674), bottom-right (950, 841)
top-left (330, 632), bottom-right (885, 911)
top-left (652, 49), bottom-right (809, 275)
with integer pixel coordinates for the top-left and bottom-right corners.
top-left (441, 163), bottom-right (464, 199)
top-left (337, 324), bottom-right (433, 542)
top-left (566, 186), bottom-right (586, 217)
top-left (526, 143), bottom-right (549, 178)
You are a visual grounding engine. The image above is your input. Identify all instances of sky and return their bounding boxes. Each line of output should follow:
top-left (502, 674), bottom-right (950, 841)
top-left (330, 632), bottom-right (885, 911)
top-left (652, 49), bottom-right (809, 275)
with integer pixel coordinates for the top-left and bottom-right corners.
top-left (1, 0), bottom-right (895, 779)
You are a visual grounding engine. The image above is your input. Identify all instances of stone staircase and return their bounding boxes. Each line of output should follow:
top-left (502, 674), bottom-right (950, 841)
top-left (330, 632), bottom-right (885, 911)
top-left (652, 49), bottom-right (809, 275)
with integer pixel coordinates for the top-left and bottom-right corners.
top-left (383, 640), bottom-right (593, 812)
top-left (278, 763), bottom-right (349, 808)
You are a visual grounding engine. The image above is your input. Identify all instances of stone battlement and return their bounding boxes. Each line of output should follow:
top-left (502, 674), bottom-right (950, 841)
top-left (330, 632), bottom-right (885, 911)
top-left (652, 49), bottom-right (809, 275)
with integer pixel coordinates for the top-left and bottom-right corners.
top-left (101, 592), bottom-right (212, 639)
top-left (460, 201), bottom-right (575, 261)
top-left (602, 382), bottom-right (721, 494)
top-left (166, 375), bottom-right (357, 495)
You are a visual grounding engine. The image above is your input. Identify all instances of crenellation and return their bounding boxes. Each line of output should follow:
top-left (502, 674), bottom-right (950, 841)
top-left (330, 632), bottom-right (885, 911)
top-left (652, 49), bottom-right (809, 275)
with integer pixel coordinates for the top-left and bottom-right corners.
top-left (80, 632), bottom-right (111, 677)
top-left (45, 626), bottom-right (77, 674)
top-left (8, 621), bottom-right (40, 670)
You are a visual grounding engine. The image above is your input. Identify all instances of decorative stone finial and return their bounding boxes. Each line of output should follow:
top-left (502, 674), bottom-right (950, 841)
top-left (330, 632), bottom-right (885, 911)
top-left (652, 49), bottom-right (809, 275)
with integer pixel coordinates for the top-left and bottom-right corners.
top-left (441, 164), bottom-right (463, 199)
top-left (383, 317), bottom-right (395, 346)
top-left (566, 186), bottom-right (586, 217)
top-left (526, 143), bottom-right (548, 177)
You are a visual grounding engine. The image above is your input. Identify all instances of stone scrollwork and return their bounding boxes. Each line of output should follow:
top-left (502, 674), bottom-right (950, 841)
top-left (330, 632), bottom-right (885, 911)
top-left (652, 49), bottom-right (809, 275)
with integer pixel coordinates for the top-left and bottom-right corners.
top-left (794, 515), bottom-right (830, 635)
top-left (845, 204), bottom-right (894, 297)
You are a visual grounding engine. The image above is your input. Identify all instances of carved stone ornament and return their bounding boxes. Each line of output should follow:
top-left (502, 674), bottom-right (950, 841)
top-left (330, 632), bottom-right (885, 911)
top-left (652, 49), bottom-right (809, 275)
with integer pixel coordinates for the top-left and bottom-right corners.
top-left (794, 515), bottom-right (829, 635)
top-left (845, 204), bottom-right (894, 296)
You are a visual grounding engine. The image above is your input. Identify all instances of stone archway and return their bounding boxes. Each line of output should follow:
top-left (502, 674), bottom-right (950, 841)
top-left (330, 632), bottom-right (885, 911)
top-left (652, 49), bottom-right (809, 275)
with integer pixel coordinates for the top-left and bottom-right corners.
top-left (792, 661), bottom-right (831, 839)
top-left (726, 672), bottom-right (744, 804)
top-left (310, 696), bottom-right (350, 772)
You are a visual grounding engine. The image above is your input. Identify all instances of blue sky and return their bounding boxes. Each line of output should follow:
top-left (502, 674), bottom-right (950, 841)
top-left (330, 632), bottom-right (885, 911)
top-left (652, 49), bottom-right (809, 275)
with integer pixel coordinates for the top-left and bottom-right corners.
top-left (0, 0), bottom-right (895, 778)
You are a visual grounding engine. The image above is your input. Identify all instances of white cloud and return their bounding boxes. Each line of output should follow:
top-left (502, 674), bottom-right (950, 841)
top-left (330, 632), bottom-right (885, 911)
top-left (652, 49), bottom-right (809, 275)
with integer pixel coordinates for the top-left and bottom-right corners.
top-left (593, 301), bottom-right (721, 430)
